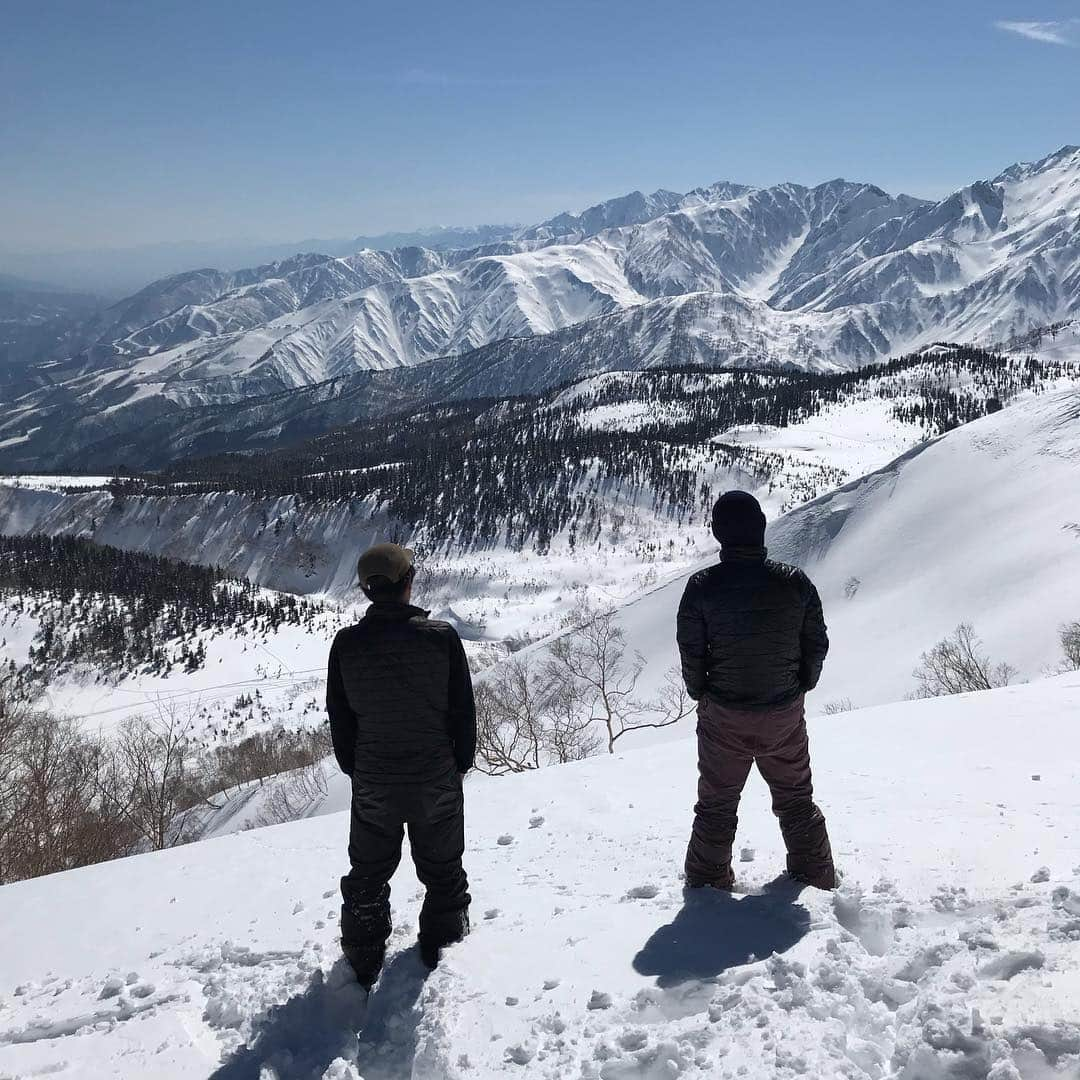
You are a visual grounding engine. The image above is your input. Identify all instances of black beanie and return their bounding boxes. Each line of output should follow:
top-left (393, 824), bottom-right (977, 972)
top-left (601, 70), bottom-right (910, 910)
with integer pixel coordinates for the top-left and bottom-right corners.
top-left (711, 490), bottom-right (766, 547)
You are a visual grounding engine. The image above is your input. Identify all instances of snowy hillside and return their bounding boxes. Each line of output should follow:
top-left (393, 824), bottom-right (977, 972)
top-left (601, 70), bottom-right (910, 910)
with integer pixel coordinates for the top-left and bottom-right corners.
top-left (0, 603), bottom-right (340, 735)
top-left (3, 350), bottom-right (1073, 656)
top-left (0, 534), bottom-right (349, 737)
top-left (2, 675), bottom-right (1079, 1078)
top-left (497, 383), bottom-right (1080, 715)
top-left (4, 146), bottom-right (1080, 472)
top-left (767, 384), bottom-right (1080, 706)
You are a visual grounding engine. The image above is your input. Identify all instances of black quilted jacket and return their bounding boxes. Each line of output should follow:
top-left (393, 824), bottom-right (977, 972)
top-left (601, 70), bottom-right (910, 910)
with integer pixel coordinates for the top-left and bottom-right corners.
top-left (327, 602), bottom-right (477, 782)
top-left (676, 548), bottom-right (829, 711)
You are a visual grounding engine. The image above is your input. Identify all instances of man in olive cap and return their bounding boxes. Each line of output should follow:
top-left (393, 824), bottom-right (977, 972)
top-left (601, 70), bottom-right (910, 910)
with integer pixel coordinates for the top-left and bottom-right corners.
top-left (676, 491), bottom-right (836, 892)
top-left (327, 542), bottom-right (476, 989)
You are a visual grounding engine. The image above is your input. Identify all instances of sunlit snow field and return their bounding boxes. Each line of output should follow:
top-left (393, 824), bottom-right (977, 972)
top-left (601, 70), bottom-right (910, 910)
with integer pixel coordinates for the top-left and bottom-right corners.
top-left (1, 676), bottom-right (1079, 1078)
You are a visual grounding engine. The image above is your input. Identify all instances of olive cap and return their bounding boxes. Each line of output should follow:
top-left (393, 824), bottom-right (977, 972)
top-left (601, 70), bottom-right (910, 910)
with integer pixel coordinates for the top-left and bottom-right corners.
top-left (357, 542), bottom-right (414, 587)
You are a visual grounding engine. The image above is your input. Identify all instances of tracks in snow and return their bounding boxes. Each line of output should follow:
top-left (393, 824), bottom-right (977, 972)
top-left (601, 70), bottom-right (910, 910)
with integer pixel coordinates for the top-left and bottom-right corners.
top-left (3, 875), bottom-right (1080, 1078)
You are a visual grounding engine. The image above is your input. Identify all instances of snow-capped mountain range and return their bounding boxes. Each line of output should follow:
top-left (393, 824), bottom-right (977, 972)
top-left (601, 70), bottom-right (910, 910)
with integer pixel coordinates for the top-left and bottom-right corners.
top-left (2, 145), bottom-right (1079, 471)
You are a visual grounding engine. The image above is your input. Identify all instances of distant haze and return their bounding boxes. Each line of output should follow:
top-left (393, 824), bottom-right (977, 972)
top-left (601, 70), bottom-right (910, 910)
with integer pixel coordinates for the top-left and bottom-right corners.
top-left (0, 229), bottom-right (517, 297)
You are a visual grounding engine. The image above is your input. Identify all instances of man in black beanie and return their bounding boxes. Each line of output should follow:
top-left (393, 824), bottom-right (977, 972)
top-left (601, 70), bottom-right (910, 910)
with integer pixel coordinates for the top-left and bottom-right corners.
top-left (676, 491), bottom-right (835, 890)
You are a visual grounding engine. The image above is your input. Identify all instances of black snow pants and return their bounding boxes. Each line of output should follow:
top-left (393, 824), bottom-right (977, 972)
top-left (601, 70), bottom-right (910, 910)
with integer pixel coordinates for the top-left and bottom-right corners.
top-left (340, 767), bottom-right (470, 956)
top-left (685, 694), bottom-right (835, 889)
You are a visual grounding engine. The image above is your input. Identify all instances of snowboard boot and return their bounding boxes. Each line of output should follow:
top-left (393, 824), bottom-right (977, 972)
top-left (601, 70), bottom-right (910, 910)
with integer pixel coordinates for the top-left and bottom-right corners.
top-left (684, 867), bottom-right (735, 891)
top-left (340, 896), bottom-right (391, 989)
top-left (342, 942), bottom-right (385, 990)
top-left (786, 863), bottom-right (838, 891)
top-left (419, 908), bottom-right (470, 971)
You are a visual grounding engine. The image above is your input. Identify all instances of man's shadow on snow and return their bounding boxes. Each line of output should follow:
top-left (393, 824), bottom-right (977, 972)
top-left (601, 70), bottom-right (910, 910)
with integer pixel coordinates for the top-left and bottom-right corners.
top-left (633, 875), bottom-right (811, 988)
top-left (209, 948), bottom-right (430, 1080)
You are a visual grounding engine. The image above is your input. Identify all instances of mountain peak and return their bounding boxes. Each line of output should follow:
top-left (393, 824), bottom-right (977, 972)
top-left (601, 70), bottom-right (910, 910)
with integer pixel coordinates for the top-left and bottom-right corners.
top-left (994, 143), bottom-right (1080, 186)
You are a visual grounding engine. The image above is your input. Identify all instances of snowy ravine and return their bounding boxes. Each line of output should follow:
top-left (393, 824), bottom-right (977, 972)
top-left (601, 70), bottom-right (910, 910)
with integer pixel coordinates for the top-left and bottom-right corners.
top-left (2, 674), bottom-right (1080, 1080)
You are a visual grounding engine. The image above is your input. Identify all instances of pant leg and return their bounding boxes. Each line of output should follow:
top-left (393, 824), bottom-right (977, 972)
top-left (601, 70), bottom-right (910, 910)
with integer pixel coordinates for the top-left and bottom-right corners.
top-left (684, 699), bottom-right (755, 886)
top-left (405, 770), bottom-right (471, 948)
top-left (754, 696), bottom-right (835, 887)
top-left (340, 779), bottom-right (405, 955)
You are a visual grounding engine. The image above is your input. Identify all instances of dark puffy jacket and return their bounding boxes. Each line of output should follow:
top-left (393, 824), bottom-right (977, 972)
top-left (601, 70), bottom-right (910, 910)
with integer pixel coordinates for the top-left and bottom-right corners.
top-left (326, 602), bottom-right (477, 783)
top-left (676, 549), bottom-right (828, 710)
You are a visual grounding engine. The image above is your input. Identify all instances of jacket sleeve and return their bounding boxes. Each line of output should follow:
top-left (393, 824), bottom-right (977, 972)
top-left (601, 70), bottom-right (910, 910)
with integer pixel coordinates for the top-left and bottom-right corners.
top-left (447, 630), bottom-right (476, 773)
top-left (676, 577), bottom-right (708, 701)
top-left (799, 580), bottom-right (829, 691)
top-left (326, 634), bottom-right (356, 776)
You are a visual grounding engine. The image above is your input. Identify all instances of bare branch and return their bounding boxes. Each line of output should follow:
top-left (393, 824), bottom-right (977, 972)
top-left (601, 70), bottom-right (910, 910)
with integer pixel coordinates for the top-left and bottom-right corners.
top-left (912, 623), bottom-right (1017, 698)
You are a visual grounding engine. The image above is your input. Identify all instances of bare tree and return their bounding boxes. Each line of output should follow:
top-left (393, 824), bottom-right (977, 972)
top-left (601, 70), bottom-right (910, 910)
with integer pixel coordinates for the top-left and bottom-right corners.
top-left (1, 708), bottom-right (133, 884)
top-left (1060, 621), bottom-right (1080, 671)
top-left (820, 698), bottom-right (855, 715)
top-left (0, 685), bottom-right (29, 869)
top-left (474, 661), bottom-right (546, 775)
top-left (654, 666), bottom-right (698, 732)
top-left (0, 688), bottom-right (339, 882)
top-left (99, 706), bottom-right (209, 851)
top-left (912, 623), bottom-right (1017, 699)
top-left (542, 669), bottom-right (604, 763)
top-left (545, 607), bottom-right (695, 753)
top-left (208, 726), bottom-right (328, 793)
top-left (473, 600), bottom-right (695, 772)
top-left (473, 652), bottom-right (607, 774)
top-left (253, 759), bottom-right (330, 828)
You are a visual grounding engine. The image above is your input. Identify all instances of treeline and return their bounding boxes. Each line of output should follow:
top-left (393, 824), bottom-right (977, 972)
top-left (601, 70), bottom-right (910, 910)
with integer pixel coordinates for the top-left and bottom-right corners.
top-left (0, 534), bottom-right (322, 680)
top-left (120, 347), bottom-right (1067, 550)
top-left (0, 693), bottom-right (331, 885)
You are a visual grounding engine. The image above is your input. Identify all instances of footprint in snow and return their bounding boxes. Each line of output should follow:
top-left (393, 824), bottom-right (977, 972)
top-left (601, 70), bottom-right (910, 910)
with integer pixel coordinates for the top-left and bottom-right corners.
top-left (484, 908), bottom-right (501, 920)
top-left (978, 949), bottom-right (1045, 980)
top-left (1030, 866), bottom-right (1051, 883)
top-left (1052, 887), bottom-right (1080, 915)
top-left (529, 815), bottom-right (545, 829)
top-left (740, 847), bottom-right (755, 863)
top-left (626, 884), bottom-right (660, 900)
top-left (587, 990), bottom-right (613, 1010)
top-left (497, 834), bottom-right (514, 846)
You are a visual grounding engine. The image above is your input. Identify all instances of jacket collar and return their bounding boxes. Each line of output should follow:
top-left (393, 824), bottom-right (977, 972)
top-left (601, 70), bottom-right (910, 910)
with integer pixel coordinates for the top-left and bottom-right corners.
top-left (720, 544), bottom-right (767, 563)
top-left (365, 601), bottom-right (430, 619)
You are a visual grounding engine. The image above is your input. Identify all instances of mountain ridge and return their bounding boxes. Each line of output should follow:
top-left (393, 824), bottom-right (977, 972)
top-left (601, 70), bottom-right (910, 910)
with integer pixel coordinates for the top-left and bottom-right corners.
top-left (2, 145), bottom-right (1079, 472)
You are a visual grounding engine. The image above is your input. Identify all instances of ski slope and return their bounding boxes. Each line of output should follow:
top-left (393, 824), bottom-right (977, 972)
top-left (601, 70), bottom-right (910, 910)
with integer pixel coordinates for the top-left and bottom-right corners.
top-left (1, 675), bottom-right (1079, 1078)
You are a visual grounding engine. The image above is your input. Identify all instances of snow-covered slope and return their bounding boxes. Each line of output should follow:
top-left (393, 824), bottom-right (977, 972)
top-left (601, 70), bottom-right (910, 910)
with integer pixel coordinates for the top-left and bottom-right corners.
top-left (512, 383), bottom-right (1080, 714)
top-left (1, 357), bottom-right (1076, 667)
top-left (0, 595), bottom-right (342, 735)
top-left (767, 384), bottom-right (1080, 706)
top-left (2, 674), bottom-right (1079, 1078)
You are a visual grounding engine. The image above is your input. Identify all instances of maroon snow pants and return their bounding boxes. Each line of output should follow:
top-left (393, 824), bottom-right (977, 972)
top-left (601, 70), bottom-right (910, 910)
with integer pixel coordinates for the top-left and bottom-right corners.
top-left (684, 694), bottom-right (835, 889)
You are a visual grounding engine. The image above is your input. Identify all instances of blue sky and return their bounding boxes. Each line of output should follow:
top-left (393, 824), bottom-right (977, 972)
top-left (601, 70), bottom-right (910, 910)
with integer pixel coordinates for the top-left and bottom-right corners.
top-left (2, 0), bottom-right (1079, 253)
